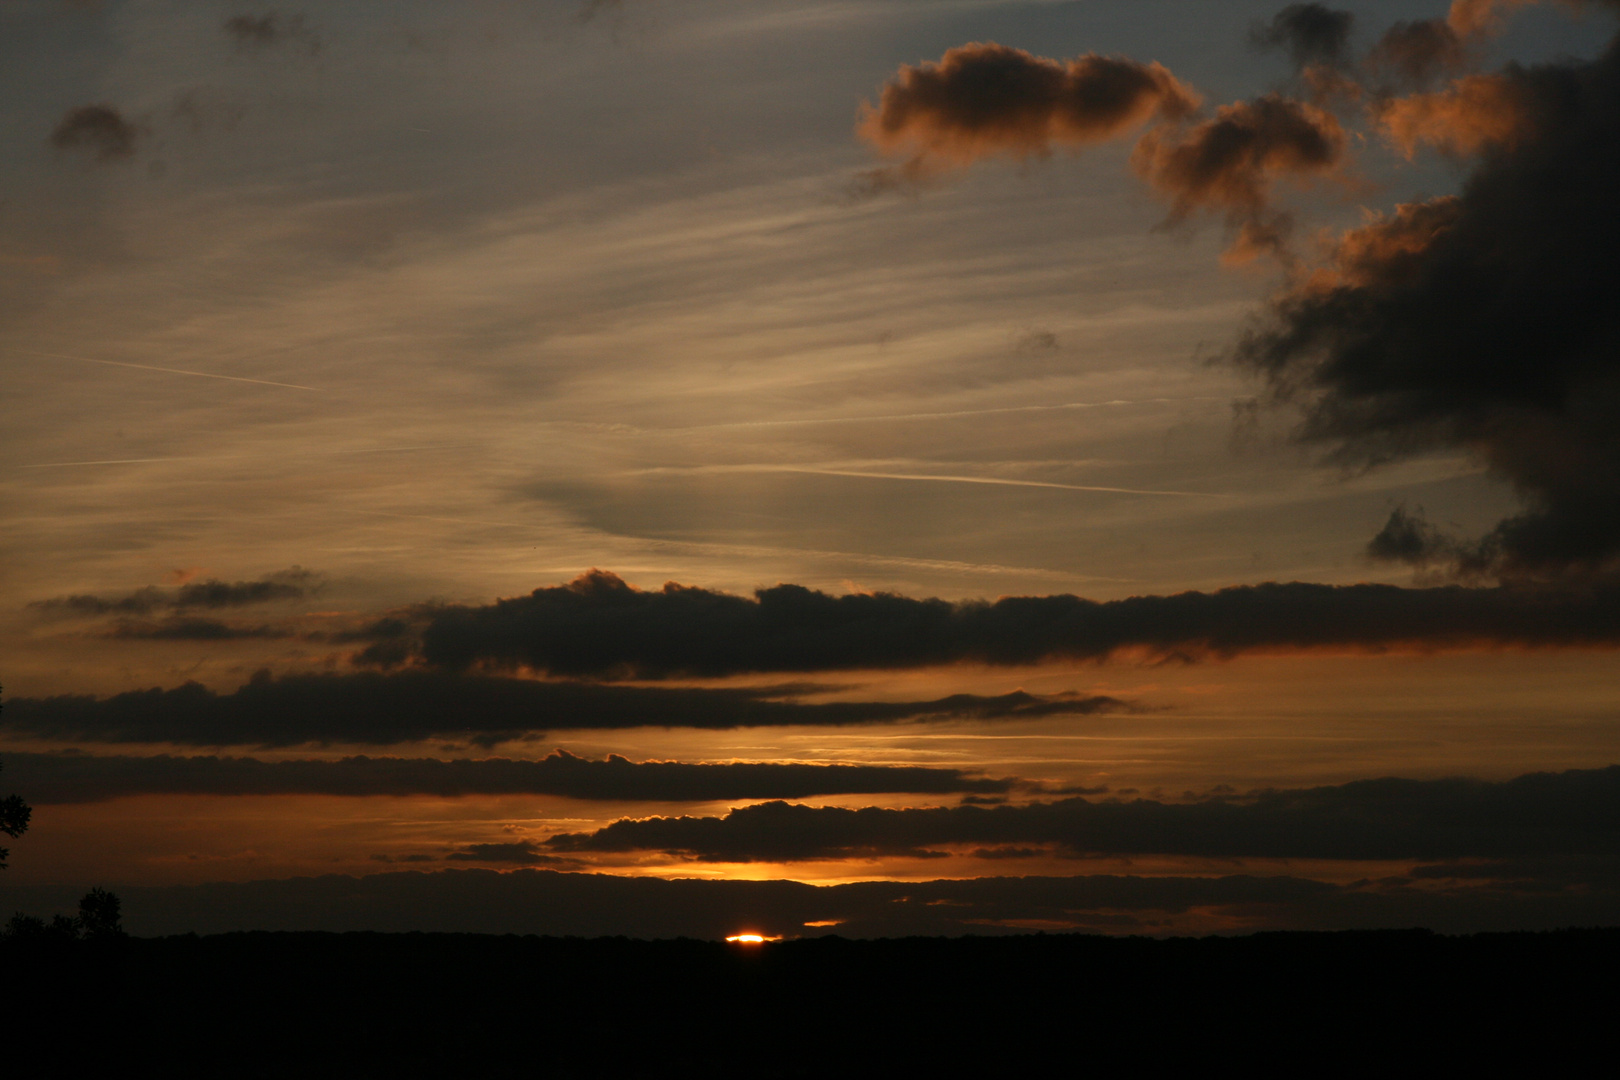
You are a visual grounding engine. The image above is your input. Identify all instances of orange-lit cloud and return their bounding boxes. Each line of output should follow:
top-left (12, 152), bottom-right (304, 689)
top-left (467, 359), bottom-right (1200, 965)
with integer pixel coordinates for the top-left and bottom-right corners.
top-left (858, 43), bottom-right (1198, 176)
top-left (1132, 95), bottom-right (1346, 263)
top-left (1234, 36), bottom-right (1620, 578)
top-left (1378, 73), bottom-right (1536, 158)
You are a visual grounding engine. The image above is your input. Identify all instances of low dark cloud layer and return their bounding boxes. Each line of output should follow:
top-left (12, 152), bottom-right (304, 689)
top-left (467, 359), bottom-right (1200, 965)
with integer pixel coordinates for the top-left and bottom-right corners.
top-left (2, 749), bottom-right (1012, 803)
top-left (445, 841), bottom-right (570, 866)
top-left (30, 568), bottom-right (316, 618)
top-left (413, 570), bottom-right (1620, 678)
top-left (7, 864), bottom-right (1618, 937)
top-left (547, 766), bottom-right (1620, 863)
top-left (49, 104), bottom-right (140, 162)
top-left (1234, 37), bottom-right (1620, 577)
top-left (0, 670), bottom-right (1120, 747)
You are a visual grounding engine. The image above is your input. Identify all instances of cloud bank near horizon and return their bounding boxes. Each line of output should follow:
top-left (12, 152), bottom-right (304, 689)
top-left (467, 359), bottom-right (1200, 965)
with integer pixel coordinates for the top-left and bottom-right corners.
top-left (0, 670), bottom-right (1123, 747)
top-left (1, 748), bottom-right (1014, 804)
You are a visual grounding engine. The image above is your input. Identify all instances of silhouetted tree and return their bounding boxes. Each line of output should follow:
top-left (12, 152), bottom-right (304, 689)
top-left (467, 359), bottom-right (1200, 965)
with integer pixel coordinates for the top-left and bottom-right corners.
top-left (78, 887), bottom-right (124, 939)
top-left (1, 684), bottom-right (33, 870)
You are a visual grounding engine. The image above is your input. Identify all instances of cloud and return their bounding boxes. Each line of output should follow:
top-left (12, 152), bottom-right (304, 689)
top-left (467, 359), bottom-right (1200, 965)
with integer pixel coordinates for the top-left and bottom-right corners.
top-left (0, 670), bottom-right (1123, 747)
top-left (48, 104), bottom-right (140, 162)
top-left (2, 749), bottom-right (1013, 803)
top-left (1232, 37), bottom-right (1620, 577)
top-left (445, 841), bottom-right (571, 866)
top-left (1250, 4), bottom-right (1357, 71)
top-left (101, 618), bottom-right (290, 641)
top-left (29, 568), bottom-right (317, 618)
top-left (1365, 506), bottom-right (1464, 567)
top-left (546, 766), bottom-right (1620, 863)
top-left (857, 43), bottom-right (1198, 179)
top-left (1366, 18), bottom-right (1471, 87)
top-left (856, 41), bottom-right (1342, 261)
top-left (411, 570), bottom-right (1620, 678)
top-left (1131, 95), bottom-right (1346, 263)
top-left (1377, 73), bottom-right (1538, 158)
top-left (223, 12), bottom-right (321, 55)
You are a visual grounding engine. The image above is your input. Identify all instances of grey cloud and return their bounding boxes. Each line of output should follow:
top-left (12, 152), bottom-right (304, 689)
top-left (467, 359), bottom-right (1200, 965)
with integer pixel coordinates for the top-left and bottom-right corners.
top-left (1251, 4), bottom-right (1357, 71)
top-left (49, 104), bottom-right (140, 162)
top-left (224, 12), bottom-right (321, 55)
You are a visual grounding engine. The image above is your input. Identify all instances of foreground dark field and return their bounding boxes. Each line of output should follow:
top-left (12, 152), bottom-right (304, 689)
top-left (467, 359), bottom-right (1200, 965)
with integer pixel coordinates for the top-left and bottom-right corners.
top-left (7, 928), bottom-right (1617, 1076)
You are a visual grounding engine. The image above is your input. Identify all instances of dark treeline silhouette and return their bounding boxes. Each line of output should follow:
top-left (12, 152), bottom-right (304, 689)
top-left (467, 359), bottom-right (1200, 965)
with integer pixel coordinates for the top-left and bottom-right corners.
top-left (4, 928), bottom-right (1615, 1075)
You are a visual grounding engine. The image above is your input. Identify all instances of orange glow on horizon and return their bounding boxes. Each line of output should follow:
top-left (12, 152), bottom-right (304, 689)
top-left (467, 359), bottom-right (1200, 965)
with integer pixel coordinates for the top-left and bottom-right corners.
top-left (725, 933), bottom-right (781, 944)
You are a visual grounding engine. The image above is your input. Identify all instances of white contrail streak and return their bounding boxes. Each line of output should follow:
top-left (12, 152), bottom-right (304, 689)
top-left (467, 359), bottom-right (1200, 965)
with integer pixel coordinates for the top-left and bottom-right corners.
top-left (653, 397), bottom-right (1226, 432)
top-left (632, 464), bottom-right (1229, 498)
top-left (16, 348), bottom-right (321, 391)
top-left (18, 445), bottom-right (468, 470)
top-left (18, 457), bottom-right (202, 469)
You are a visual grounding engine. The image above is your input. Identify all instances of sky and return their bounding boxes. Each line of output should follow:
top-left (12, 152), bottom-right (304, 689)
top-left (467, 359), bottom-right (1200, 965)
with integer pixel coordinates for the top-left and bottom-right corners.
top-left (3, 0), bottom-right (1620, 937)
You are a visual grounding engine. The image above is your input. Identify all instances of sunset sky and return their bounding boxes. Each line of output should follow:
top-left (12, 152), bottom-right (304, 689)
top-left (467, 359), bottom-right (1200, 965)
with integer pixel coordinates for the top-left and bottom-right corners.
top-left (3, 0), bottom-right (1619, 937)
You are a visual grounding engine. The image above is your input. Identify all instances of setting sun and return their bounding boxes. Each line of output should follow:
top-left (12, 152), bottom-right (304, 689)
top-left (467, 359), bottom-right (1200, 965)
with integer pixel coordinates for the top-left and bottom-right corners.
top-left (725, 934), bottom-right (779, 944)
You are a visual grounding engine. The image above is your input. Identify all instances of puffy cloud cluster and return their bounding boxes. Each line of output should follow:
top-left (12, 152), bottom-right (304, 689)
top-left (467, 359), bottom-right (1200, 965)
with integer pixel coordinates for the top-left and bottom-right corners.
top-left (1131, 95), bottom-right (1344, 263)
top-left (1234, 37), bottom-right (1620, 578)
top-left (859, 4), bottom-right (1620, 575)
top-left (858, 43), bottom-right (1198, 172)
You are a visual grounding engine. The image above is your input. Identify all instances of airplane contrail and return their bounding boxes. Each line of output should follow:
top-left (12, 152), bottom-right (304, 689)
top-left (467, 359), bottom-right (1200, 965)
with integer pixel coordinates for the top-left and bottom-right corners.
top-left (18, 445), bottom-right (468, 470)
top-left (16, 348), bottom-right (321, 391)
top-left (632, 464), bottom-right (1230, 498)
top-left (18, 456), bottom-right (202, 469)
top-left (651, 397), bottom-right (1227, 432)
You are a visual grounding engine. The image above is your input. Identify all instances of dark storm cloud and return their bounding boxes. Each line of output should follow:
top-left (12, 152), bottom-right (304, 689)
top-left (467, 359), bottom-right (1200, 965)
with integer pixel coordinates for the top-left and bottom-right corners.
top-left (1132, 94), bottom-right (1345, 262)
top-left (29, 568), bottom-right (317, 618)
top-left (48, 104), bottom-right (140, 162)
top-left (223, 12), bottom-right (321, 55)
top-left (1250, 5), bottom-right (1356, 71)
top-left (1, 749), bottom-right (1012, 803)
top-left (12, 865), bottom-right (1618, 937)
top-left (857, 43), bottom-right (1198, 173)
top-left (0, 670), bottom-right (1121, 748)
top-left (547, 766), bottom-right (1620, 863)
top-left (412, 570), bottom-right (1620, 678)
top-left (1232, 38), bottom-right (1620, 577)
